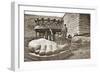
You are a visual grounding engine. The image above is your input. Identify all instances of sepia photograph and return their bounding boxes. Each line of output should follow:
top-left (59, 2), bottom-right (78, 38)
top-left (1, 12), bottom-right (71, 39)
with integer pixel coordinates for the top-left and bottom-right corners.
top-left (24, 11), bottom-right (90, 62)
top-left (11, 1), bottom-right (97, 71)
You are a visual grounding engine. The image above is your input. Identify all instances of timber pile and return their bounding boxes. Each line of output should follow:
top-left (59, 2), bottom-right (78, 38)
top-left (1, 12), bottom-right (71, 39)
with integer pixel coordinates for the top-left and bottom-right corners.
top-left (79, 14), bottom-right (90, 34)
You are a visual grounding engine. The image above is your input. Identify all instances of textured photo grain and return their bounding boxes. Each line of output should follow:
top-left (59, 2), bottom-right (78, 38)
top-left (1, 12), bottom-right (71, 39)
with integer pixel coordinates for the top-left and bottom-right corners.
top-left (24, 11), bottom-right (90, 62)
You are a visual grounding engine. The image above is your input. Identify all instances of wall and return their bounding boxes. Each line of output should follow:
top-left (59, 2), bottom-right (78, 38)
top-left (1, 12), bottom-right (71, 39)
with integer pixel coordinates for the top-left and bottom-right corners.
top-left (63, 13), bottom-right (90, 36)
top-left (63, 13), bottom-right (80, 36)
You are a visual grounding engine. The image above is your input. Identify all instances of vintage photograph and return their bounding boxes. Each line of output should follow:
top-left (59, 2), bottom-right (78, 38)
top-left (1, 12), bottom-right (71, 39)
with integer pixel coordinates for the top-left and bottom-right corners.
top-left (24, 11), bottom-right (90, 62)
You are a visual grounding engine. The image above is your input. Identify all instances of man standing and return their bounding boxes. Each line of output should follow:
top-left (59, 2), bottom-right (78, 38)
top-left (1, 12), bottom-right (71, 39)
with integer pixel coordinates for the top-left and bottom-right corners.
top-left (61, 24), bottom-right (68, 38)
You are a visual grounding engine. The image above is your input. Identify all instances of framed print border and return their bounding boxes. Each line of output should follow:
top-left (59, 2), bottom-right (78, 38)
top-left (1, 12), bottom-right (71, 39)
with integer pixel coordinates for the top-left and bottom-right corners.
top-left (11, 1), bottom-right (97, 71)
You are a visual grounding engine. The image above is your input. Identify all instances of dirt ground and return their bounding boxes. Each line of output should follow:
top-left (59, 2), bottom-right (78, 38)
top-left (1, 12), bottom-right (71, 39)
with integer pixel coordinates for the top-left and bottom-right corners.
top-left (68, 45), bottom-right (90, 59)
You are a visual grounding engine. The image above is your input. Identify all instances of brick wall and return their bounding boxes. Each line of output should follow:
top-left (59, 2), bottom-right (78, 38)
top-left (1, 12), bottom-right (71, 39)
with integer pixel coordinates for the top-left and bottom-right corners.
top-left (63, 13), bottom-right (90, 36)
top-left (63, 13), bottom-right (80, 36)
